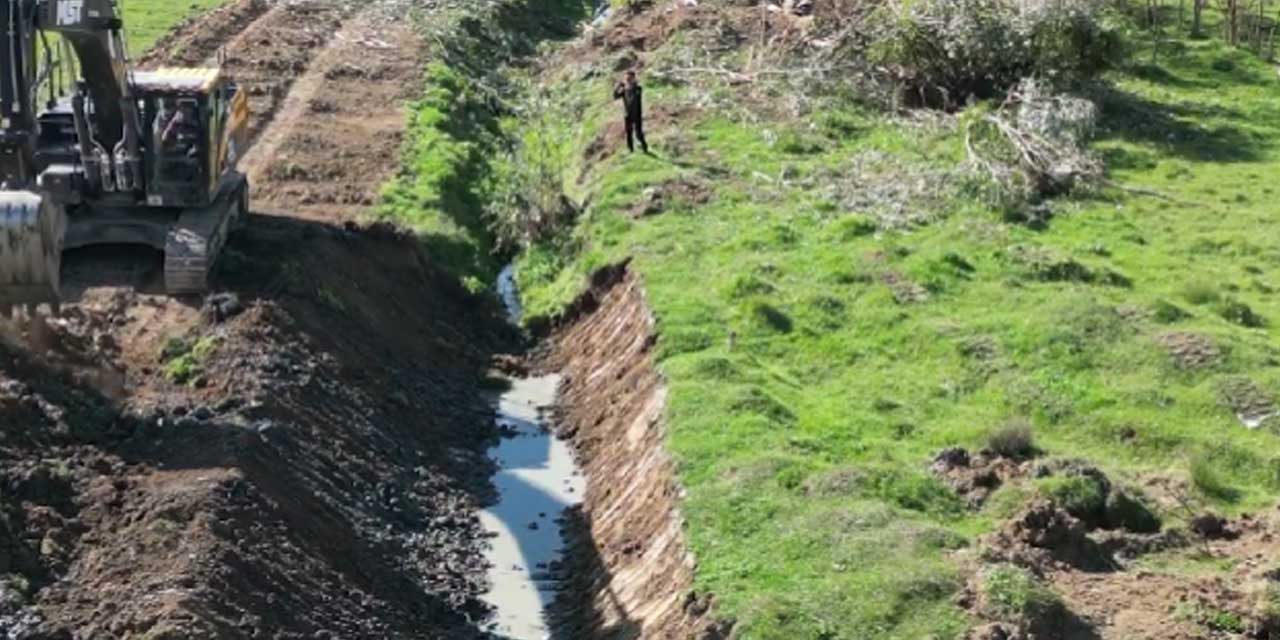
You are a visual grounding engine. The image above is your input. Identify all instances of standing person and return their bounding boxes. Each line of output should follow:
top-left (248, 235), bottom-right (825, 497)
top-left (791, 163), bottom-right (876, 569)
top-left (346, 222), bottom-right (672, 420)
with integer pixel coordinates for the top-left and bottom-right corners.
top-left (613, 70), bottom-right (649, 154)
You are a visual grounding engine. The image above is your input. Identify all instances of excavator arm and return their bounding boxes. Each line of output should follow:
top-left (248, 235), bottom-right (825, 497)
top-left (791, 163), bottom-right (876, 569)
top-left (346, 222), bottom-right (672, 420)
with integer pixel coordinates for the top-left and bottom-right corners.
top-left (0, 0), bottom-right (144, 304)
top-left (0, 0), bottom-right (248, 305)
top-left (0, 0), bottom-right (141, 191)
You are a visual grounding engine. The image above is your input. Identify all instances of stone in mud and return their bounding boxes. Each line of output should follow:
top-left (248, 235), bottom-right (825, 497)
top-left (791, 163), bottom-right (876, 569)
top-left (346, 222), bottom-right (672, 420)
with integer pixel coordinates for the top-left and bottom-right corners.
top-left (967, 622), bottom-right (1022, 640)
top-left (490, 354), bottom-right (528, 377)
top-left (1189, 513), bottom-right (1232, 539)
top-left (205, 292), bottom-right (244, 322)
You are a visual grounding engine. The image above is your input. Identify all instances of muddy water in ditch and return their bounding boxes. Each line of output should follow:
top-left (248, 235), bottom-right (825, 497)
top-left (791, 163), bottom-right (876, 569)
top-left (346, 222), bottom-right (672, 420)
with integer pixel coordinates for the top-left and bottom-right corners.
top-left (480, 267), bottom-right (585, 639)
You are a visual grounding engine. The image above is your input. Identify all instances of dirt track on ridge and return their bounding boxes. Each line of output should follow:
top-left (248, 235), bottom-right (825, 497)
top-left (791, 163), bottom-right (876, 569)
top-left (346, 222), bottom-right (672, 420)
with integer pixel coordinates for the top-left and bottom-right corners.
top-left (0, 2), bottom-right (513, 637)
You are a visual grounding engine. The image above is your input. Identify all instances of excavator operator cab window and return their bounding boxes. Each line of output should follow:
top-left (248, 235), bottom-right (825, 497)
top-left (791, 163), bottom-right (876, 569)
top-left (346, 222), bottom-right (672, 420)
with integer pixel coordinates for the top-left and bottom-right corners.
top-left (156, 98), bottom-right (201, 157)
top-left (146, 94), bottom-right (206, 204)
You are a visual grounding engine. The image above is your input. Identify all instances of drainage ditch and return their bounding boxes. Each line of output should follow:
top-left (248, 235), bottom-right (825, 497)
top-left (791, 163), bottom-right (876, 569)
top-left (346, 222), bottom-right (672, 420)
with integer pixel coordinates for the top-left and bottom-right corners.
top-left (479, 269), bottom-right (585, 639)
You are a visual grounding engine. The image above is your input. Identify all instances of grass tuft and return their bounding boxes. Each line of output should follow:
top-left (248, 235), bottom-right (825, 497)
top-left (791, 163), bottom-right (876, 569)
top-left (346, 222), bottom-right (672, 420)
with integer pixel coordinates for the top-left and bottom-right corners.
top-left (979, 565), bottom-right (1064, 625)
top-left (987, 418), bottom-right (1037, 459)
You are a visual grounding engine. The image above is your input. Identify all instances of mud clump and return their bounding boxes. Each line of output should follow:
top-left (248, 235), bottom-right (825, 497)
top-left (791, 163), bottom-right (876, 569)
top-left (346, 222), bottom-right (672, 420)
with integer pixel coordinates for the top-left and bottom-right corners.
top-left (982, 500), bottom-right (1115, 573)
top-left (1156, 331), bottom-right (1221, 370)
top-left (1189, 513), bottom-right (1237, 540)
top-left (138, 0), bottom-right (272, 67)
top-left (627, 179), bottom-right (712, 219)
top-left (967, 622), bottom-right (1022, 640)
top-left (931, 446), bottom-right (1029, 508)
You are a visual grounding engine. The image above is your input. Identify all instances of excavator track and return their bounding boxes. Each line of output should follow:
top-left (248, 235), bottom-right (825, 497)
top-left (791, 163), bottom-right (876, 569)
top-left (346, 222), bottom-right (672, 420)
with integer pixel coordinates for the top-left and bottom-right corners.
top-left (164, 175), bottom-right (249, 295)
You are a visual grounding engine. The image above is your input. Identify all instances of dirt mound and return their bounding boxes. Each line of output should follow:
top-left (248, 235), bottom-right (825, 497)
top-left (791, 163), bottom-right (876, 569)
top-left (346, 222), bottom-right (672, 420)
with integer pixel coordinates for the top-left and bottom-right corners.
top-left (1, 218), bottom-right (514, 638)
top-left (975, 497), bottom-right (1280, 639)
top-left (240, 9), bottom-right (425, 221)
top-left (213, 2), bottom-right (353, 143)
top-left (138, 0), bottom-right (271, 67)
top-left (535, 264), bottom-right (729, 639)
top-left (931, 446), bottom-right (1031, 508)
top-left (1156, 331), bottom-right (1221, 370)
top-left (982, 500), bottom-right (1116, 573)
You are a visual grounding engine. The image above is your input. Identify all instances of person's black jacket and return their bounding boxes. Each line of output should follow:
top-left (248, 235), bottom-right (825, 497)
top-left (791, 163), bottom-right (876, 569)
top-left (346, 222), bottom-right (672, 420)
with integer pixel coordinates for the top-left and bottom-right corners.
top-left (614, 83), bottom-right (643, 122)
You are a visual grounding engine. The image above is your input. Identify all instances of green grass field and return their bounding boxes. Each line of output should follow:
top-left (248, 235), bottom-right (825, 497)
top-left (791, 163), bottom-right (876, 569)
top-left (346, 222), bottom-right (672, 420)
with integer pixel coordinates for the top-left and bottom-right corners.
top-left (121, 0), bottom-right (226, 52)
top-left (492, 12), bottom-right (1280, 639)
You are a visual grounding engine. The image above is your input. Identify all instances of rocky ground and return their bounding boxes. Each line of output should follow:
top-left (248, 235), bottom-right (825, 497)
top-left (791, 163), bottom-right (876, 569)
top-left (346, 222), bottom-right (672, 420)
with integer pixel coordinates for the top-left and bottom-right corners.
top-left (0, 1), bottom-right (519, 637)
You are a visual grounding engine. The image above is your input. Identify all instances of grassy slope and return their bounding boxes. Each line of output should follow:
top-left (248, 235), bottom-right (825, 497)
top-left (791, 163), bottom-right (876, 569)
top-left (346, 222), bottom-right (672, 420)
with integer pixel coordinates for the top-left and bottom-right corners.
top-left (121, 0), bottom-right (227, 52)
top-left (375, 0), bottom-right (592, 290)
top-left (512, 13), bottom-right (1280, 640)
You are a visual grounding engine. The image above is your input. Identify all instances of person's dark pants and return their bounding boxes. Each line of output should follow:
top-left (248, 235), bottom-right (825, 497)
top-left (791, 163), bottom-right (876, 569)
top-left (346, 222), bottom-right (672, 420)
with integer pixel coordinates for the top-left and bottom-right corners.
top-left (626, 117), bottom-right (648, 153)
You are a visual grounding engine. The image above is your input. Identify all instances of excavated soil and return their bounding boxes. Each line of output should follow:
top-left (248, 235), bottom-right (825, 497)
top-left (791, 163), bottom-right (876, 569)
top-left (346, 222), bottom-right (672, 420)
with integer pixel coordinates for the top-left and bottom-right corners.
top-left (238, 7), bottom-right (424, 221)
top-left (137, 0), bottom-right (273, 67)
top-left (534, 264), bottom-right (730, 640)
top-left (1044, 512), bottom-right (1280, 640)
top-left (2, 2), bottom-right (518, 638)
top-left (963, 480), bottom-right (1280, 639)
top-left (2, 221), bottom-right (512, 638)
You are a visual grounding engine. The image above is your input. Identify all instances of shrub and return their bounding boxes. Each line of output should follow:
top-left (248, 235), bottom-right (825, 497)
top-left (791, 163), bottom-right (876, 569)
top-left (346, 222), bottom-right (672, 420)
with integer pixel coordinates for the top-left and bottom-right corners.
top-left (1039, 474), bottom-right (1107, 522)
top-left (747, 301), bottom-right (794, 334)
top-left (865, 468), bottom-right (966, 514)
top-left (1181, 280), bottom-right (1221, 305)
top-left (486, 92), bottom-right (574, 249)
top-left (868, 0), bottom-right (1124, 108)
top-left (1216, 298), bottom-right (1266, 328)
top-left (830, 214), bottom-right (878, 240)
top-left (162, 336), bottom-right (218, 385)
top-left (979, 565), bottom-right (1064, 625)
top-left (1204, 610), bottom-right (1245, 633)
top-left (987, 418), bottom-right (1037, 459)
top-left (1104, 489), bottom-right (1161, 533)
top-left (1153, 299), bottom-right (1191, 323)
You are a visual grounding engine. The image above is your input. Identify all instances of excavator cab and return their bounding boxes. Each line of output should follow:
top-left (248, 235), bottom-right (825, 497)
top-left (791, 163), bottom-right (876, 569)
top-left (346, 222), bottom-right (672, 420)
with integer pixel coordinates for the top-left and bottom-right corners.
top-left (135, 68), bottom-right (249, 210)
top-left (0, 0), bottom-right (251, 305)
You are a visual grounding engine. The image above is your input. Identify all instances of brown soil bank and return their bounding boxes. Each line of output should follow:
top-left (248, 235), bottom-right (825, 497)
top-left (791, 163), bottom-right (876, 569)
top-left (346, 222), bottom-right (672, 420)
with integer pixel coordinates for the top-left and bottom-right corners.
top-left (536, 264), bottom-right (732, 639)
top-left (0, 1), bottom-right (514, 637)
top-left (0, 219), bottom-right (514, 638)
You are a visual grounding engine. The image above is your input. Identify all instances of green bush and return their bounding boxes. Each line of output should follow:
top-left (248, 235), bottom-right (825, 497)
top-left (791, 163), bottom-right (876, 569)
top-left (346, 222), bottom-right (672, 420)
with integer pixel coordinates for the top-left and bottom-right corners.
top-left (486, 92), bottom-right (574, 249)
top-left (830, 214), bottom-right (878, 240)
top-left (1104, 489), bottom-right (1161, 533)
top-left (979, 565), bottom-right (1064, 624)
top-left (987, 418), bottom-right (1037, 458)
top-left (1216, 298), bottom-right (1266, 328)
top-left (1153, 299), bottom-right (1192, 323)
top-left (1038, 474), bottom-right (1106, 522)
top-left (163, 336), bottom-right (218, 385)
top-left (865, 468), bottom-right (966, 515)
top-left (1181, 280), bottom-right (1221, 305)
top-left (1204, 610), bottom-right (1245, 633)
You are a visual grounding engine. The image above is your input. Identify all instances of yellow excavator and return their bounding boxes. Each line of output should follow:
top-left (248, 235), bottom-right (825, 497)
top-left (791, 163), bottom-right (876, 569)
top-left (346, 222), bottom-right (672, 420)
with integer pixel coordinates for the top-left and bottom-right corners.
top-left (0, 0), bottom-right (250, 305)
